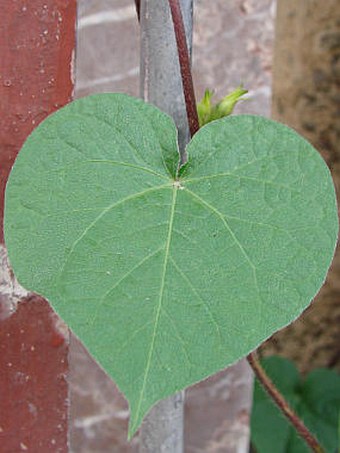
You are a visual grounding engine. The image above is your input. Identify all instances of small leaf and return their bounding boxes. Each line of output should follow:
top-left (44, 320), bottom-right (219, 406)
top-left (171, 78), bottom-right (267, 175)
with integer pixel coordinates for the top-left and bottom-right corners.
top-left (4, 94), bottom-right (338, 437)
top-left (251, 357), bottom-right (340, 453)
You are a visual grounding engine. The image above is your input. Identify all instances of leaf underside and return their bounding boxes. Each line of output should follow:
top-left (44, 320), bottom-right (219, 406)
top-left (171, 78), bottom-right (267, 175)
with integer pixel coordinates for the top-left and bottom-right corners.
top-left (4, 94), bottom-right (338, 436)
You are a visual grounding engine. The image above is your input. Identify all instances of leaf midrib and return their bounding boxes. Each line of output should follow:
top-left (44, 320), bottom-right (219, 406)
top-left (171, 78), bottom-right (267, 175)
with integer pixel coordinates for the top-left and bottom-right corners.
top-left (132, 185), bottom-right (178, 432)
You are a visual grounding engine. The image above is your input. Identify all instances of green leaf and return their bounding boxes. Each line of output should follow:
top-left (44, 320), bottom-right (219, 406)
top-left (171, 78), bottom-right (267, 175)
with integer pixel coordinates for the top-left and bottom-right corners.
top-left (4, 94), bottom-right (338, 437)
top-left (251, 357), bottom-right (340, 453)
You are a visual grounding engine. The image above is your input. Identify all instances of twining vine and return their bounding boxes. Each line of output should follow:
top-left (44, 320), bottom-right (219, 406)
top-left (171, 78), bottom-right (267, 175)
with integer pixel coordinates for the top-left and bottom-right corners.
top-left (134, 1), bottom-right (325, 452)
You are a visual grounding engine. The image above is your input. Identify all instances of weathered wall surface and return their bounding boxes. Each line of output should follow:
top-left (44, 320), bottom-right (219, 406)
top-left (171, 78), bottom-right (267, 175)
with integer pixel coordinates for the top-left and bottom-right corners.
top-left (263, 0), bottom-right (340, 374)
top-left (70, 1), bottom-right (276, 452)
top-left (0, 2), bottom-right (76, 452)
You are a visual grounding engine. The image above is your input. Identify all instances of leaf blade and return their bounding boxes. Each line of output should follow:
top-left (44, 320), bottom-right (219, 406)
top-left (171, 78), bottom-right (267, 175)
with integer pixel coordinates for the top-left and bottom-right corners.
top-left (4, 96), bottom-right (338, 437)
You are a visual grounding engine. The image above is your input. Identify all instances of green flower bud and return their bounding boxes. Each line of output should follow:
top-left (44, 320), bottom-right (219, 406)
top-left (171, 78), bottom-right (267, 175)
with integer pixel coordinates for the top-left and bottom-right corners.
top-left (197, 89), bottom-right (214, 127)
top-left (215, 85), bottom-right (248, 118)
top-left (197, 85), bottom-right (248, 127)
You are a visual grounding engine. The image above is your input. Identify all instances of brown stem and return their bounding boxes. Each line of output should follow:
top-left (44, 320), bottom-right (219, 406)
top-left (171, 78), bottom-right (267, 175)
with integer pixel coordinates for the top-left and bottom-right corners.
top-left (168, 0), bottom-right (199, 138)
top-left (247, 352), bottom-right (325, 453)
top-left (134, 0), bottom-right (140, 21)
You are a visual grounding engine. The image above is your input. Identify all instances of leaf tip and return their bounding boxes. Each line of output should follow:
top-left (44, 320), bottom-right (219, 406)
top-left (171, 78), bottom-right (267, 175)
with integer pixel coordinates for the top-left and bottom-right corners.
top-left (127, 414), bottom-right (142, 442)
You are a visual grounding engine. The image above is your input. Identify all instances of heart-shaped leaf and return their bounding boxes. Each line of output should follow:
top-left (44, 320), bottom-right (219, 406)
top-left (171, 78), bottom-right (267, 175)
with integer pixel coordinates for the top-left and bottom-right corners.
top-left (4, 94), bottom-right (338, 436)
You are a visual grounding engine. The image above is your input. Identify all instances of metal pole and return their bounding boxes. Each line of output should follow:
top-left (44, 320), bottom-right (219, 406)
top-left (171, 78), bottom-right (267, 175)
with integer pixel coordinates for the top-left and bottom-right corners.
top-left (140, 0), bottom-right (193, 151)
top-left (139, 1), bottom-right (193, 451)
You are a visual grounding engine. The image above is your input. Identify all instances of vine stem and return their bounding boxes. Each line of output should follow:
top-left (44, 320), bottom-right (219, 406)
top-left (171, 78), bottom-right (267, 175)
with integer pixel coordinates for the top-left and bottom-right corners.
top-left (168, 0), bottom-right (199, 137)
top-left (247, 352), bottom-right (324, 453)
top-left (135, 1), bottom-right (325, 452)
top-left (134, 0), bottom-right (140, 21)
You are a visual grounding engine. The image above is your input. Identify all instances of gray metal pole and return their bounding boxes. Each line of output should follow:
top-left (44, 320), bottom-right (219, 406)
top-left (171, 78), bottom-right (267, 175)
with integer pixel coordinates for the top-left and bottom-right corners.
top-left (139, 1), bottom-right (193, 451)
top-left (140, 0), bottom-right (193, 152)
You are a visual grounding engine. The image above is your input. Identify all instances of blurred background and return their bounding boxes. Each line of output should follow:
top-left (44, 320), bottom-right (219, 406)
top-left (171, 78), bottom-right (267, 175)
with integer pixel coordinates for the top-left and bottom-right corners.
top-left (69, 0), bottom-right (340, 452)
